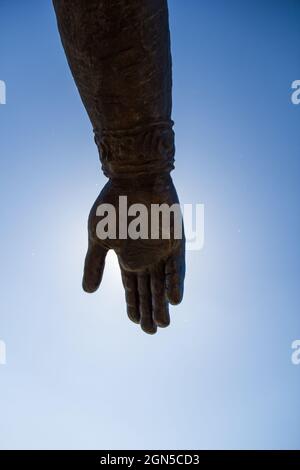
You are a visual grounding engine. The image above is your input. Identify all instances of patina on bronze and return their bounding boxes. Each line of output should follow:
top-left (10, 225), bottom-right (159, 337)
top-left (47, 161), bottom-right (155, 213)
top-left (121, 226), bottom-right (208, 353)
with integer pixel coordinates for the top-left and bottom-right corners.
top-left (53, 0), bottom-right (185, 334)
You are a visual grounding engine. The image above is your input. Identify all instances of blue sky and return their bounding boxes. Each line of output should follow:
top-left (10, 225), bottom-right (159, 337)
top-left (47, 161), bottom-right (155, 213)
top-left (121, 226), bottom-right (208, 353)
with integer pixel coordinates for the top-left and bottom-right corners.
top-left (0, 0), bottom-right (300, 449)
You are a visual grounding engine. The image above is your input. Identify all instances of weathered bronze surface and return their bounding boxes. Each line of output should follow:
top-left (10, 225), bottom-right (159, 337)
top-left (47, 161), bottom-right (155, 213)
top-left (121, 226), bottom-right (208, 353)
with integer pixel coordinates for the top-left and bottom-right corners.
top-left (53, 0), bottom-right (185, 334)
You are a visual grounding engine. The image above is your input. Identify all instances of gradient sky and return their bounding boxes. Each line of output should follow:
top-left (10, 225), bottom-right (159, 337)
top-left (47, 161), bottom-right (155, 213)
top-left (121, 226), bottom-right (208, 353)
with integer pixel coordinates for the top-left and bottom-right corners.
top-left (0, 0), bottom-right (300, 449)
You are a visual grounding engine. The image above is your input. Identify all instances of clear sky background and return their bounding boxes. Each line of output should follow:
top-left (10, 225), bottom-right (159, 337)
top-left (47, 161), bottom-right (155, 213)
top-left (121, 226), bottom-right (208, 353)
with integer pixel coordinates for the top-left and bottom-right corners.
top-left (0, 0), bottom-right (300, 449)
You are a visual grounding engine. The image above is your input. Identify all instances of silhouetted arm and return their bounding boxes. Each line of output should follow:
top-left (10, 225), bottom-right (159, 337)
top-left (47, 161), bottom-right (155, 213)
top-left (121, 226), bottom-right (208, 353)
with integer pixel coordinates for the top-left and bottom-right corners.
top-left (53, 0), bottom-right (174, 178)
top-left (53, 0), bottom-right (185, 334)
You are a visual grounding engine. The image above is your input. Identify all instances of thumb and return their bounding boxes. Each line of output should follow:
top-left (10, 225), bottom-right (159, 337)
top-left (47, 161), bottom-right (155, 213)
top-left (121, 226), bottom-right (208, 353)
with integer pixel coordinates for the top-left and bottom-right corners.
top-left (82, 240), bottom-right (108, 293)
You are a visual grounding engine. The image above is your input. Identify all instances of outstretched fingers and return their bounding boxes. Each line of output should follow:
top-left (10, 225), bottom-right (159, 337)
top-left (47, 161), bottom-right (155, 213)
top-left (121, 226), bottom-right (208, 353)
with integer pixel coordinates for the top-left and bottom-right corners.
top-left (120, 246), bottom-right (185, 333)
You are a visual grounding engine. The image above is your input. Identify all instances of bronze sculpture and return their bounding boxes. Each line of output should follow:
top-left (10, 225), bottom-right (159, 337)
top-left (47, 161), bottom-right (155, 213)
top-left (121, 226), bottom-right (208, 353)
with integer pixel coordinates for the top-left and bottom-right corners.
top-left (53, 0), bottom-right (185, 334)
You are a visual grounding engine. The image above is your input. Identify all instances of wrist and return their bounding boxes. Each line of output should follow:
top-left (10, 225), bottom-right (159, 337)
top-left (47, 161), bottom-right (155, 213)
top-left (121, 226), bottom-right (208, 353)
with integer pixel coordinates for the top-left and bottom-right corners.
top-left (94, 120), bottom-right (175, 179)
top-left (109, 173), bottom-right (173, 192)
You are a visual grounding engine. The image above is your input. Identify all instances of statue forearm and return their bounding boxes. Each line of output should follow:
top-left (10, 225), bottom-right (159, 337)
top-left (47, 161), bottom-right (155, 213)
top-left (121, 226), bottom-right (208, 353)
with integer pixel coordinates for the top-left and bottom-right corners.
top-left (53, 0), bottom-right (175, 178)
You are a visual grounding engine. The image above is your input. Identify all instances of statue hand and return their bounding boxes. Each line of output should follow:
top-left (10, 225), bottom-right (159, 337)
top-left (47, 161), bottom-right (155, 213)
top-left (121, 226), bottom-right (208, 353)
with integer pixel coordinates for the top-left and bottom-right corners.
top-left (82, 174), bottom-right (185, 334)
